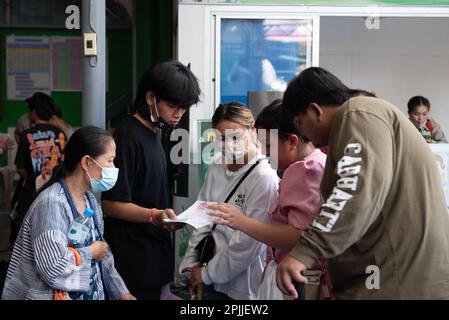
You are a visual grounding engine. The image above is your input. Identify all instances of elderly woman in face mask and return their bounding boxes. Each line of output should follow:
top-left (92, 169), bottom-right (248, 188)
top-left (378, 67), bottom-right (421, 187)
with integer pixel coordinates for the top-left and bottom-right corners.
top-left (2, 126), bottom-right (176, 300)
top-left (179, 102), bottom-right (279, 300)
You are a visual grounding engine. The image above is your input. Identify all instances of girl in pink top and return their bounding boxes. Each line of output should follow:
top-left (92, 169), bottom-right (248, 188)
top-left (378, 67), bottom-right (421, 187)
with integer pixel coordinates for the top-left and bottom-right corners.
top-left (208, 99), bottom-right (329, 299)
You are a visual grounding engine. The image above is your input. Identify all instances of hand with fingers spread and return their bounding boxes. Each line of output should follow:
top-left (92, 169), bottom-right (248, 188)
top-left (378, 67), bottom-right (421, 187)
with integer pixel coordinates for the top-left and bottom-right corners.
top-left (207, 203), bottom-right (248, 231)
top-left (276, 254), bottom-right (308, 299)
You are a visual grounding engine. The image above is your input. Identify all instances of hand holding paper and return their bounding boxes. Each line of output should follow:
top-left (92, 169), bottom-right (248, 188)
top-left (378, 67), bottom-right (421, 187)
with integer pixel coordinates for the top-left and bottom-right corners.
top-left (163, 201), bottom-right (218, 229)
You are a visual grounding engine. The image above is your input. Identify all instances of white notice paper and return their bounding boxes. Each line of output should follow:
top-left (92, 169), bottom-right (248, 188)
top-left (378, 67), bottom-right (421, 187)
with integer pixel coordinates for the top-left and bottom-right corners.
top-left (164, 201), bottom-right (218, 229)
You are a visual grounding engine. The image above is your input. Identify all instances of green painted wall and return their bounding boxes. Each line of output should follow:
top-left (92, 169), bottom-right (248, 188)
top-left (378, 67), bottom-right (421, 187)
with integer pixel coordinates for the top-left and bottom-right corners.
top-left (135, 0), bottom-right (174, 81)
top-left (0, 28), bottom-right (132, 132)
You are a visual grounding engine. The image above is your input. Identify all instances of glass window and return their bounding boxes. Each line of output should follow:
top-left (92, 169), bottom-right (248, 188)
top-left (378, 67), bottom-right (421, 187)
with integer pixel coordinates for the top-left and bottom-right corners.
top-left (220, 18), bottom-right (313, 104)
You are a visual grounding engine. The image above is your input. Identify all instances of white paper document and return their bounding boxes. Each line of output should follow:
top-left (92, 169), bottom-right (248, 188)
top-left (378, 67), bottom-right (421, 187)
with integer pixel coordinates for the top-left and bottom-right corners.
top-left (164, 201), bottom-right (218, 229)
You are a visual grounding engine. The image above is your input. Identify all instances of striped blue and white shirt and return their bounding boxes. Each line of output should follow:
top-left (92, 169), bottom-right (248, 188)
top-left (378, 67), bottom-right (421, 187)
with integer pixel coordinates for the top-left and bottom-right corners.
top-left (1, 183), bottom-right (129, 300)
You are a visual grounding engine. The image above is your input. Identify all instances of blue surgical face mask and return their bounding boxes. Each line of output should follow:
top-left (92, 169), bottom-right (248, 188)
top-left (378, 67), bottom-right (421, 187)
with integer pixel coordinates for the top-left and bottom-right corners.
top-left (86, 157), bottom-right (119, 193)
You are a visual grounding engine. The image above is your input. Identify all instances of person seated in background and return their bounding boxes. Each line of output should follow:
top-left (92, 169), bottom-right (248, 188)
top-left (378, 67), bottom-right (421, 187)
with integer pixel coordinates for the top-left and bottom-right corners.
top-left (12, 111), bottom-right (33, 202)
top-left (0, 135), bottom-right (15, 252)
top-left (50, 105), bottom-right (75, 140)
top-left (8, 111), bottom-right (33, 252)
top-left (408, 95), bottom-right (448, 143)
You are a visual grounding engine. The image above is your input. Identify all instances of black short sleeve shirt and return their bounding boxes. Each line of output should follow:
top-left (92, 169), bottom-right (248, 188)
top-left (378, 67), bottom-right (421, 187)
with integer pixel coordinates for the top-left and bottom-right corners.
top-left (102, 115), bottom-right (174, 289)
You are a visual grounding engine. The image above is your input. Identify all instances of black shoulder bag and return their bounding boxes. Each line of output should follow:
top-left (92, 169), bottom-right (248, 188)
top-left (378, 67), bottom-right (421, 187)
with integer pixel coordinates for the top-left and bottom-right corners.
top-left (195, 160), bottom-right (261, 265)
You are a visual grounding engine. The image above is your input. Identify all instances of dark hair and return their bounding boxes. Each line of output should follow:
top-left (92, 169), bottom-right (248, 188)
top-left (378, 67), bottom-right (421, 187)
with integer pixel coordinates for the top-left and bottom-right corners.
top-left (408, 96), bottom-right (430, 114)
top-left (132, 60), bottom-right (201, 116)
top-left (255, 99), bottom-right (310, 143)
top-left (34, 126), bottom-right (113, 199)
top-left (283, 67), bottom-right (361, 117)
top-left (26, 92), bottom-right (57, 121)
top-left (212, 101), bottom-right (254, 129)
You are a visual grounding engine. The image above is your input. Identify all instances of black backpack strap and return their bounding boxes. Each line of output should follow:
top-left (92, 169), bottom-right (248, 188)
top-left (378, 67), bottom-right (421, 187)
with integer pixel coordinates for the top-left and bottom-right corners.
top-left (211, 159), bottom-right (262, 231)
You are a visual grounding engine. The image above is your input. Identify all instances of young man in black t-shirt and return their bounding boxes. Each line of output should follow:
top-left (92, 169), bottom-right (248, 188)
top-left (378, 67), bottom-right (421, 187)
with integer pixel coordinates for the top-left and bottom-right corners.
top-left (12, 92), bottom-right (66, 243)
top-left (102, 60), bottom-right (201, 300)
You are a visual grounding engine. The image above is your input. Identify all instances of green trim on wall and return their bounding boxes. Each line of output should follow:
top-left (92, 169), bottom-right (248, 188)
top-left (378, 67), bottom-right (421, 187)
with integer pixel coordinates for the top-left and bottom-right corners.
top-left (106, 29), bottom-right (133, 118)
